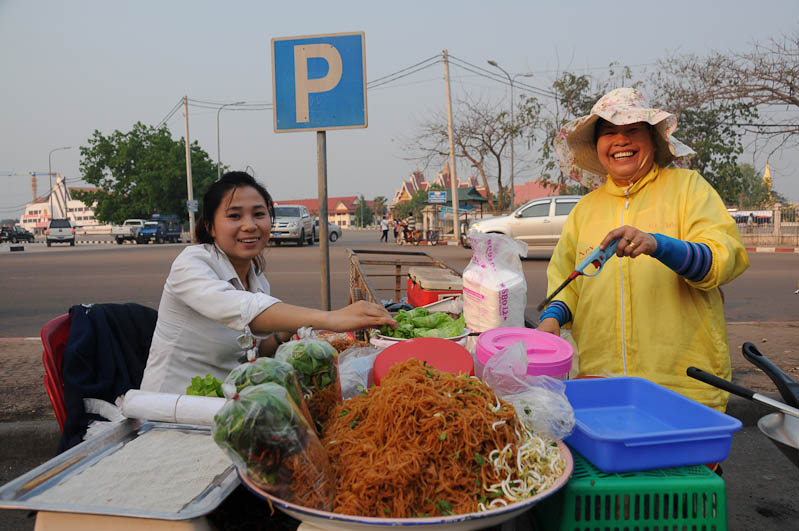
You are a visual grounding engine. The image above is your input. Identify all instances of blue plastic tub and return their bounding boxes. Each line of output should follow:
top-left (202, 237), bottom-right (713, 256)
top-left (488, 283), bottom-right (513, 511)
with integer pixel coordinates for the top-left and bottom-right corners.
top-left (563, 377), bottom-right (742, 473)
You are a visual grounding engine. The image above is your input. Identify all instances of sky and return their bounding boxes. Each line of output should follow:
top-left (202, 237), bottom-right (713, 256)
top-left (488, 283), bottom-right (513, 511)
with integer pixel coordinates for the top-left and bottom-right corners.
top-left (1, 0), bottom-right (798, 219)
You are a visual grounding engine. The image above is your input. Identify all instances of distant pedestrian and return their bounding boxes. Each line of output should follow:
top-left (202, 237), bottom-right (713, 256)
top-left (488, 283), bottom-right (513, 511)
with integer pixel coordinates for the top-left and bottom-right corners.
top-left (392, 218), bottom-right (399, 241)
top-left (405, 214), bottom-right (416, 243)
top-left (380, 216), bottom-right (389, 242)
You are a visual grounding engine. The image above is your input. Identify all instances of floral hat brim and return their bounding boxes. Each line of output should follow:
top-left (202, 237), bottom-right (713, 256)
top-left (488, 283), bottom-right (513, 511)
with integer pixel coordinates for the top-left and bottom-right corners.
top-left (553, 88), bottom-right (695, 188)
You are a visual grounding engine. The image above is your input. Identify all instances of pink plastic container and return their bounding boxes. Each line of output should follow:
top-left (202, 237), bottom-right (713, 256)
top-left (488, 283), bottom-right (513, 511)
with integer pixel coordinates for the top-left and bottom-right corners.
top-left (475, 327), bottom-right (573, 379)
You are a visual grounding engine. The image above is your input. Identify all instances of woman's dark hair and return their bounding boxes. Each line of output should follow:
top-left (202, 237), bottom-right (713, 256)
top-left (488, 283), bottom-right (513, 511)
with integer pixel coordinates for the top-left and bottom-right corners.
top-left (195, 172), bottom-right (275, 270)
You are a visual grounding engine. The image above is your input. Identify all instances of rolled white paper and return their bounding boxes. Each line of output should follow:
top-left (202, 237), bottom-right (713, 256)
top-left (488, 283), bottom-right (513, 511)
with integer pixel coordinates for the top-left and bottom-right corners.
top-left (120, 391), bottom-right (225, 425)
top-left (175, 395), bottom-right (226, 425)
top-left (121, 390), bottom-right (180, 423)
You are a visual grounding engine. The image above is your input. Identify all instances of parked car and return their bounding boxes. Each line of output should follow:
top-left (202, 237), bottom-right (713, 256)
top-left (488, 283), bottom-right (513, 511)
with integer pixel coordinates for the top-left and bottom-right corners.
top-left (111, 219), bottom-right (147, 244)
top-left (467, 195), bottom-right (583, 252)
top-left (0, 225), bottom-right (35, 243)
top-left (271, 205), bottom-right (314, 246)
top-left (136, 219), bottom-right (182, 244)
top-left (313, 219), bottom-right (343, 242)
top-left (45, 218), bottom-right (76, 247)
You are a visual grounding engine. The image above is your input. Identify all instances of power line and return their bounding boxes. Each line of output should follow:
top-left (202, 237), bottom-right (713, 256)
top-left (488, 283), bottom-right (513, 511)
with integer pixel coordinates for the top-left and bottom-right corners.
top-left (155, 98), bottom-right (184, 129)
top-left (367, 55), bottom-right (440, 86)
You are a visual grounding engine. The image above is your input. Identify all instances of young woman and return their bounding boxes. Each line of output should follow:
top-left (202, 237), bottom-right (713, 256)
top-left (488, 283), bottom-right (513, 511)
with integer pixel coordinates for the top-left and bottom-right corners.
top-left (140, 172), bottom-right (395, 393)
top-left (538, 88), bottom-right (749, 412)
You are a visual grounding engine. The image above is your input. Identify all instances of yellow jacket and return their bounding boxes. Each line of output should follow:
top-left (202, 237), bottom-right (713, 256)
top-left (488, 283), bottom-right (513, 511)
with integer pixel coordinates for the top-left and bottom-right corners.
top-left (548, 164), bottom-right (749, 411)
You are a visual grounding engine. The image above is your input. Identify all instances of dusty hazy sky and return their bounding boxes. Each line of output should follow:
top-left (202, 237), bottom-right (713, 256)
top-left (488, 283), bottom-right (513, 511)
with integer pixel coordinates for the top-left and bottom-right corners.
top-left (2, 0), bottom-right (797, 218)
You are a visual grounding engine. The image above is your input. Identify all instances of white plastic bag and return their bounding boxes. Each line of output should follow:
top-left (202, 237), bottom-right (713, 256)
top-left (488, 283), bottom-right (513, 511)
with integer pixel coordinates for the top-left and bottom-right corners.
top-left (336, 345), bottom-right (383, 400)
top-left (482, 340), bottom-right (575, 441)
top-left (462, 232), bottom-right (528, 332)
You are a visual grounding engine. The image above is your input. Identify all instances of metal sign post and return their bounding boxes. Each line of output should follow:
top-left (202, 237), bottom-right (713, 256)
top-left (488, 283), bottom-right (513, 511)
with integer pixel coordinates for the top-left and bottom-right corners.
top-left (272, 32), bottom-right (367, 310)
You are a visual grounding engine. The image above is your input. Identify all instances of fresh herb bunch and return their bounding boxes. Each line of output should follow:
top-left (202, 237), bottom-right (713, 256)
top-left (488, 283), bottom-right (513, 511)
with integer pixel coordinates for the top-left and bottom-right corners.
top-left (224, 358), bottom-right (303, 404)
top-left (185, 373), bottom-right (224, 397)
top-left (379, 308), bottom-right (466, 339)
top-left (213, 382), bottom-right (310, 488)
top-left (276, 339), bottom-right (338, 395)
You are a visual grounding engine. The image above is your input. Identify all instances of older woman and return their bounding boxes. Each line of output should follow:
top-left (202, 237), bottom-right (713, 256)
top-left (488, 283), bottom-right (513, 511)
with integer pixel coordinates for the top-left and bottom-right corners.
top-left (538, 88), bottom-right (749, 412)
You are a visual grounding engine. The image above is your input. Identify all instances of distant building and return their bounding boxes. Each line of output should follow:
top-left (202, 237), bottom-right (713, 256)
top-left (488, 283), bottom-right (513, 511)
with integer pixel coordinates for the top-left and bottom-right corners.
top-left (274, 196), bottom-right (374, 227)
top-left (512, 180), bottom-right (557, 207)
top-left (18, 175), bottom-right (108, 234)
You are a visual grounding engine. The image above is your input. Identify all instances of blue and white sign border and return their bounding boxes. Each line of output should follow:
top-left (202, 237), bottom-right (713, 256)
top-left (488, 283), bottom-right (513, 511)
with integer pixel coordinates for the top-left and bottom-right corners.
top-left (271, 31), bottom-right (367, 133)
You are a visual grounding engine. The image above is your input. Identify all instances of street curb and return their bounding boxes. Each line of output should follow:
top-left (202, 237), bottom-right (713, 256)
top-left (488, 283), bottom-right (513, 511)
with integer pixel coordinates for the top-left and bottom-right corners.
top-left (746, 247), bottom-right (799, 253)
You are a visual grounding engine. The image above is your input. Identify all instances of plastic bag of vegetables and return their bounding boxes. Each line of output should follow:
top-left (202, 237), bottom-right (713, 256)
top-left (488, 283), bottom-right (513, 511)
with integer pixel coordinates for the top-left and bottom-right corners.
top-left (213, 382), bottom-right (335, 510)
top-left (275, 327), bottom-right (338, 395)
top-left (275, 327), bottom-right (341, 428)
top-left (222, 357), bottom-right (313, 427)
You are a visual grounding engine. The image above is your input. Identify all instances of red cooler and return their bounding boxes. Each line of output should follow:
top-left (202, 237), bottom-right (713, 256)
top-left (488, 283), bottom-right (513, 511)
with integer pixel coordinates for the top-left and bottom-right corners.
top-left (406, 266), bottom-right (463, 308)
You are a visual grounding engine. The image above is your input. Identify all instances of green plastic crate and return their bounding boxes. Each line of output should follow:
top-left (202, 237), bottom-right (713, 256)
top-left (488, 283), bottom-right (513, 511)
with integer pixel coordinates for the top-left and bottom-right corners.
top-left (534, 450), bottom-right (727, 531)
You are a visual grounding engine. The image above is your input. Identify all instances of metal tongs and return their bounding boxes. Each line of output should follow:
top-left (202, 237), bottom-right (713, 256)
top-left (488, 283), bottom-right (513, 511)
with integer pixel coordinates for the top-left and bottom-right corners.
top-left (536, 238), bottom-right (620, 311)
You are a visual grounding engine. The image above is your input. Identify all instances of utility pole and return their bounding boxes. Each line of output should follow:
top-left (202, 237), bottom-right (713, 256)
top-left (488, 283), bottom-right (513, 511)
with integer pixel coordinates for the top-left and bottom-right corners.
top-left (183, 96), bottom-right (196, 242)
top-left (443, 50), bottom-right (460, 243)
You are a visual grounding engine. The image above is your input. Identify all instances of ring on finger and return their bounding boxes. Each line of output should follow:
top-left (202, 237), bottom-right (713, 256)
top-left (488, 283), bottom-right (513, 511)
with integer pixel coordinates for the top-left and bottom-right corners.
top-left (629, 240), bottom-right (636, 248)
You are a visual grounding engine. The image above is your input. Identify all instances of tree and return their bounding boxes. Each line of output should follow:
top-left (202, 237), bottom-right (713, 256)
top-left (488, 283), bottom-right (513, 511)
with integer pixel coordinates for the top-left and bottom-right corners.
top-left (372, 195), bottom-right (388, 217)
top-left (353, 195), bottom-right (374, 227)
top-left (409, 95), bottom-right (541, 214)
top-left (655, 33), bottom-right (799, 152)
top-left (392, 185), bottom-right (439, 220)
top-left (72, 122), bottom-right (217, 224)
top-left (736, 163), bottom-right (773, 209)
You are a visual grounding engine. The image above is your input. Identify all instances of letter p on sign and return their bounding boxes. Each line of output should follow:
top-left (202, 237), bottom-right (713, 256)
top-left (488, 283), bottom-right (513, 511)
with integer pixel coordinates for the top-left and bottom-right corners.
top-left (272, 32), bottom-right (367, 133)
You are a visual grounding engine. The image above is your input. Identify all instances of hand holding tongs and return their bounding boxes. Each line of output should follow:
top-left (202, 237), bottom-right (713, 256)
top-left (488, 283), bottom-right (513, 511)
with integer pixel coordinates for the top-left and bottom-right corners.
top-left (536, 238), bottom-right (620, 311)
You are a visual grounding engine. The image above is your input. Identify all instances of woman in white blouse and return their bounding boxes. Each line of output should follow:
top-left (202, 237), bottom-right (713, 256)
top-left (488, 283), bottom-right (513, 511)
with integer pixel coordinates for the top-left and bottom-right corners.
top-left (140, 172), bottom-right (395, 393)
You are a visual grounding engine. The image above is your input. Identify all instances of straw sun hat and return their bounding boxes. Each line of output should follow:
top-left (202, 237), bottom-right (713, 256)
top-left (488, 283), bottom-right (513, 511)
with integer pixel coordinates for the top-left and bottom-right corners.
top-left (553, 87), bottom-right (694, 189)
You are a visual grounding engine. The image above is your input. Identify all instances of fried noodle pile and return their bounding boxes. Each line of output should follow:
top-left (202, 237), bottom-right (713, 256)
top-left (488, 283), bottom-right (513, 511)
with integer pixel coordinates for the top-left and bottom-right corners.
top-left (322, 359), bottom-right (565, 518)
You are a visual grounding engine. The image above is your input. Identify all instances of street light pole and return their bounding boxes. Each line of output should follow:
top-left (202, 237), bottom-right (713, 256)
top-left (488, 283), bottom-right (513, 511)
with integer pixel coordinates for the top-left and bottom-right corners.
top-left (217, 101), bottom-right (244, 180)
top-left (48, 146), bottom-right (71, 219)
top-left (488, 61), bottom-right (531, 212)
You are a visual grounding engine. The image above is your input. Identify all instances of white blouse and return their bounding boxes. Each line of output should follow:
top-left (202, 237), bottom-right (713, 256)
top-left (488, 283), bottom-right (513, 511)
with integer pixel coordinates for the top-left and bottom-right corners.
top-left (140, 244), bottom-right (281, 394)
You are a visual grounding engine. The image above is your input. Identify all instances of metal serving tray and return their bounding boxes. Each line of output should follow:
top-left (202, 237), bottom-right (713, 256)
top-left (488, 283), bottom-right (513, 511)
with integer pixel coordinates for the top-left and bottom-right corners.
top-left (0, 419), bottom-right (239, 520)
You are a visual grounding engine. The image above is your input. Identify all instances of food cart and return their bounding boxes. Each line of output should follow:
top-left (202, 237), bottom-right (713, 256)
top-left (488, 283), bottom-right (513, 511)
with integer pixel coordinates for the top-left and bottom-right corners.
top-left (346, 248), bottom-right (462, 308)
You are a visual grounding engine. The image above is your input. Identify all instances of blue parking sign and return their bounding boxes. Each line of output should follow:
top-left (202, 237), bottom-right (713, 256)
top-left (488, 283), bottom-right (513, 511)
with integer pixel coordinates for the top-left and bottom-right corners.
top-left (271, 32), bottom-right (367, 132)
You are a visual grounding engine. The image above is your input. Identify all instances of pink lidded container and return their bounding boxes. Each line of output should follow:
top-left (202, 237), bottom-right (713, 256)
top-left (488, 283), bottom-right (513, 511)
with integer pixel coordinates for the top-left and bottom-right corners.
top-left (475, 327), bottom-right (573, 379)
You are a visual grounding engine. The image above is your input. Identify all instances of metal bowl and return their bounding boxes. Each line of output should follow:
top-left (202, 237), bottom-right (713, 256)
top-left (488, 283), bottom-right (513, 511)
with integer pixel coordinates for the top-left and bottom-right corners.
top-left (239, 441), bottom-right (573, 531)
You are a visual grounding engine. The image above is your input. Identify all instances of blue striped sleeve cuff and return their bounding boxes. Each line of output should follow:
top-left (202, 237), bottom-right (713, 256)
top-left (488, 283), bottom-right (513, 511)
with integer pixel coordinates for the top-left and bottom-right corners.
top-left (539, 300), bottom-right (572, 327)
top-left (651, 233), bottom-right (712, 282)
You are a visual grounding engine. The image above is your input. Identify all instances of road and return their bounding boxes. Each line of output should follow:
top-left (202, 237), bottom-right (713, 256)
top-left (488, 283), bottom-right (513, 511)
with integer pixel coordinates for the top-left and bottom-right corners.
top-left (0, 231), bottom-right (797, 337)
top-left (1, 231), bottom-right (798, 531)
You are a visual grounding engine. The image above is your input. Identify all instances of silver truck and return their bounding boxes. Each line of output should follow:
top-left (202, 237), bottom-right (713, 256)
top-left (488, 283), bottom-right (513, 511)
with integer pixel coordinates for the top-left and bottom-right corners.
top-left (111, 219), bottom-right (146, 244)
top-left (271, 205), bottom-right (314, 246)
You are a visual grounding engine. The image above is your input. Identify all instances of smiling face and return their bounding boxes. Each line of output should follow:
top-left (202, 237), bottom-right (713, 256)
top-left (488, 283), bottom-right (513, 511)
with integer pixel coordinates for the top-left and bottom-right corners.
top-left (209, 185), bottom-right (272, 277)
top-left (595, 120), bottom-right (656, 185)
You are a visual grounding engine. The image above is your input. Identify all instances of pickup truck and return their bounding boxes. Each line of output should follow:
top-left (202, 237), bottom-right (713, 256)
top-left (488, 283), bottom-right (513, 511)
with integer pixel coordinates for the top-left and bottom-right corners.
top-left (136, 220), bottom-right (182, 244)
top-left (111, 219), bottom-right (146, 244)
top-left (0, 225), bottom-right (35, 244)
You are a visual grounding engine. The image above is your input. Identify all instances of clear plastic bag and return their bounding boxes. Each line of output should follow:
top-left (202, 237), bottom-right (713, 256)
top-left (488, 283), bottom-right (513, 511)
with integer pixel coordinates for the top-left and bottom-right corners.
top-left (482, 340), bottom-right (575, 441)
top-left (275, 327), bottom-right (341, 429)
top-left (337, 345), bottom-right (383, 399)
top-left (275, 327), bottom-right (339, 396)
top-left (222, 357), bottom-right (313, 427)
top-left (212, 382), bottom-right (335, 510)
top-left (463, 232), bottom-right (528, 331)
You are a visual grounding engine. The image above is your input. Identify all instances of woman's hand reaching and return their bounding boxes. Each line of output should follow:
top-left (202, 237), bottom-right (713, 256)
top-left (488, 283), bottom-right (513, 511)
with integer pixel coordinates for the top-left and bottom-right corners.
top-left (600, 225), bottom-right (657, 258)
top-left (325, 301), bottom-right (397, 332)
